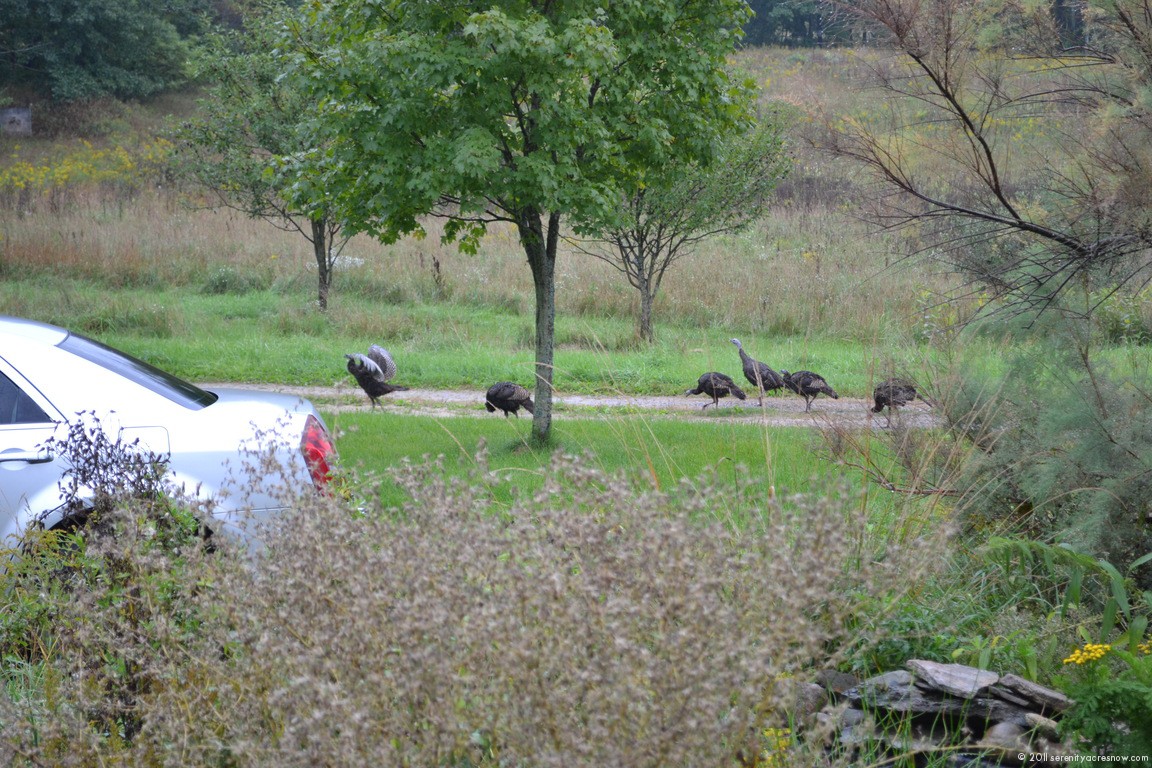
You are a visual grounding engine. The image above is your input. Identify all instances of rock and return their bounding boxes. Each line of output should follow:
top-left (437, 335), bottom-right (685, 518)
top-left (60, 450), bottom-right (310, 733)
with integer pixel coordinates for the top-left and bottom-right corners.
top-left (990, 687), bottom-right (1034, 708)
top-left (832, 664), bottom-right (1072, 766)
top-left (848, 669), bottom-right (914, 704)
top-left (840, 707), bottom-right (868, 728)
top-left (814, 705), bottom-right (871, 747)
top-left (815, 669), bottom-right (860, 695)
top-left (791, 682), bottom-right (828, 723)
top-left (1023, 712), bottom-right (1060, 740)
top-left (997, 674), bottom-right (1073, 713)
top-left (976, 722), bottom-right (1028, 764)
top-left (773, 678), bottom-right (827, 727)
top-left (846, 670), bottom-right (1023, 722)
top-left (886, 719), bottom-right (954, 753)
top-left (839, 716), bottom-right (878, 747)
top-left (908, 660), bottom-right (999, 699)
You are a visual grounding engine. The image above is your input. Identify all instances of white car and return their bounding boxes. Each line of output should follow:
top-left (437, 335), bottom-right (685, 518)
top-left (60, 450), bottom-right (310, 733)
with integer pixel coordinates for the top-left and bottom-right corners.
top-left (0, 315), bottom-right (336, 544)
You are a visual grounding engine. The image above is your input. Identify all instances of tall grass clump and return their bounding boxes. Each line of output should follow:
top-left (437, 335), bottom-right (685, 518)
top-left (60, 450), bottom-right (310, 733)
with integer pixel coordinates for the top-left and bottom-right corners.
top-left (0, 444), bottom-right (946, 766)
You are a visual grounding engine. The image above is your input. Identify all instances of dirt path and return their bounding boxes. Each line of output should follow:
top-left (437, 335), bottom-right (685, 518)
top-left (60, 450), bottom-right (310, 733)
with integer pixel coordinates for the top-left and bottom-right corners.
top-left (205, 381), bottom-right (940, 429)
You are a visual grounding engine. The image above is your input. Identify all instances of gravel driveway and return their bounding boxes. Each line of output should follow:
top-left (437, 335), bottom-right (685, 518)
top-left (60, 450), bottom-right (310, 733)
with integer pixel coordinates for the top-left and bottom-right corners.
top-left (205, 382), bottom-right (940, 429)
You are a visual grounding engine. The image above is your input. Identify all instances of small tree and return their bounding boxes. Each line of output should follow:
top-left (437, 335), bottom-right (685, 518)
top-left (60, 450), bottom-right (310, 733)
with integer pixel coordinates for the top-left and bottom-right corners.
top-left (570, 119), bottom-right (791, 343)
top-left (290, 0), bottom-right (756, 443)
top-left (176, 5), bottom-right (347, 310)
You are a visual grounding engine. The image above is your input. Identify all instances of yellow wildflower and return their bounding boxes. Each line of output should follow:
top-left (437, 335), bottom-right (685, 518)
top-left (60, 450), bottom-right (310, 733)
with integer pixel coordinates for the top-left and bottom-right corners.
top-left (759, 727), bottom-right (792, 766)
top-left (1063, 642), bottom-right (1112, 665)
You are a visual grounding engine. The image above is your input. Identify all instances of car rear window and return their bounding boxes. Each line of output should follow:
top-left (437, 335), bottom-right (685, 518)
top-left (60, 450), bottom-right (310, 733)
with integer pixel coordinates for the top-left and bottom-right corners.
top-left (0, 370), bottom-right (51, 424)
top-left (60, 333), bottom-right (219, 410)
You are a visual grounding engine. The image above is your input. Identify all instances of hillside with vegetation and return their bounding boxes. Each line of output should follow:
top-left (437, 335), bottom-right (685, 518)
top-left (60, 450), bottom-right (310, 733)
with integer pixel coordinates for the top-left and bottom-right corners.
top-left (1, 1), bottom-right (1151, 763)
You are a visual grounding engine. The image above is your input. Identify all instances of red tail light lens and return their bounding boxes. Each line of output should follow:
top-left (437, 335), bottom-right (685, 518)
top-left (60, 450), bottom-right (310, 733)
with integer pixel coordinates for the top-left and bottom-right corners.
top-left (301, 414), bottom-right (335, 490)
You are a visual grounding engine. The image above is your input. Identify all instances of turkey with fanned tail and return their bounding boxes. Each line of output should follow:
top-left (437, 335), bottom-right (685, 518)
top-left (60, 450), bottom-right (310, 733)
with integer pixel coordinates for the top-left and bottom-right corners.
top-left (345, 344), bottom-right (409, 408)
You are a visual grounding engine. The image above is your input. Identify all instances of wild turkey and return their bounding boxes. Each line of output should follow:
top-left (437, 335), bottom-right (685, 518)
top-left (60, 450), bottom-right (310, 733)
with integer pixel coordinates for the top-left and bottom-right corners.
top-left (780, 369), bottom-right (839, 412)
top-left (871, 377), bottom-right (934, 425)
top-left (872, 378), bottom-right (920, 414)
top-left (485, 382), bottom-right (534, 418)
top-left (730, 338), bottom-right (784, 406)
top-left (345, 344), bottom-right (408, 408)
top-left (684, 372), bottom-right (747, 410)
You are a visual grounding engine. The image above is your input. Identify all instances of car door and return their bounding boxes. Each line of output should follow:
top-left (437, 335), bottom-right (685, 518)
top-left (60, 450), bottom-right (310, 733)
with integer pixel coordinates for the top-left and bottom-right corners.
top-left (0, 364), bottom-right (66, 544)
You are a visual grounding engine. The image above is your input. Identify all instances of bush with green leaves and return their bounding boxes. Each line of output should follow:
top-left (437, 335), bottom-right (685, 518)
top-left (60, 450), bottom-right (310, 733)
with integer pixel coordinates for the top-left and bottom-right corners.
top-left (0, 447), bottom-right (946, 766)
top-left (1093, 289), bottom-right (1152, 345)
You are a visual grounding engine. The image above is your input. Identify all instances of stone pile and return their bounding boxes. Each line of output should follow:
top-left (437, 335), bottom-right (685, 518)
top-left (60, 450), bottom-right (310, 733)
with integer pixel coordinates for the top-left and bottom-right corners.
top-left (797, 660), bottom-right (1075, 765)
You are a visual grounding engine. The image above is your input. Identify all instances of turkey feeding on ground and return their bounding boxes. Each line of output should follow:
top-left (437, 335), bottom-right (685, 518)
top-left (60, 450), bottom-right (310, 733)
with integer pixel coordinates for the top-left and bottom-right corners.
top-left (485, 382), bottom-right (534, 418)
top-left (730, 338), bottom-right (784, 406)
top-left (780, 369), bottom-right (839, 412)
top-left (345, 344), bottom-right (408, 408)
top-left (872, 377), bottom-right (931, 425)
top-left (684, 372), bottom-right (747, 410)
top-left (872, 378), bottom-right (920, 414)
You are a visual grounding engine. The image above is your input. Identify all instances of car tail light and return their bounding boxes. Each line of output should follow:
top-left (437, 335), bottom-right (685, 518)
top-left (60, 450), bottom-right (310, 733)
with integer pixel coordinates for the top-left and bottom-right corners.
top-left (301, 414), bottom-right (335, 491)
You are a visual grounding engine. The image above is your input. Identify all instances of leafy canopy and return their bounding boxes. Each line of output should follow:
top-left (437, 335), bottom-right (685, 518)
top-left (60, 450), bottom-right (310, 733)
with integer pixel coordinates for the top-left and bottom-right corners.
top-left (291, 0), bottom-right (755, 249)
top-left (0, 0), bottom-right (208, 102)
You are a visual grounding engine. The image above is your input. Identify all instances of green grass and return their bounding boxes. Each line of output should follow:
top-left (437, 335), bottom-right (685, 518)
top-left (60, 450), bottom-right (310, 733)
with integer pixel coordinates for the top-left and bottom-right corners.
top-left (0, 270), bottom-right (962, 398)
top-left (327, 410), bottom-right (859, 509)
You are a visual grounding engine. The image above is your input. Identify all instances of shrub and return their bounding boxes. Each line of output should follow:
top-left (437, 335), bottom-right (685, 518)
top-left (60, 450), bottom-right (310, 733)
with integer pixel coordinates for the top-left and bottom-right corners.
top-left (1093, 289), bottom-right (1152, 345)
top-left (0, 449), bottom-right (945, 766)
top-left (948, 323), bottom-right (1152, 588)
top-left (0, 414), bottom-right (210, 760)
top-left (200, 265), bottom-right (267, 295)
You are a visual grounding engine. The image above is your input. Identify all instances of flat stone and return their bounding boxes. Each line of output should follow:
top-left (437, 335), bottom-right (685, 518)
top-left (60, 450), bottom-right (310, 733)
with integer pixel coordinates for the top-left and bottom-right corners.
top-left (998, 674), bottom-right (1073, 713)
top-left (853, 669), bottom-right (914, 695)
top-left (989, 687), bottom-right (1033, 708)
top-left (847, 671), bottom-right (969, 716)
top-left (908, 660), bottom-right (999, 700)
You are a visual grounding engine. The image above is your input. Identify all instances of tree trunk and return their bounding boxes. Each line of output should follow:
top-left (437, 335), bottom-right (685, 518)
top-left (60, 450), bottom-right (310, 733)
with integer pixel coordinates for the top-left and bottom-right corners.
top-left (311, 216), bottom-right (331, 311)
top-left (519, 208), bottom-right (559, 445)
top-left (638, 277), bottom-right (655, 344)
